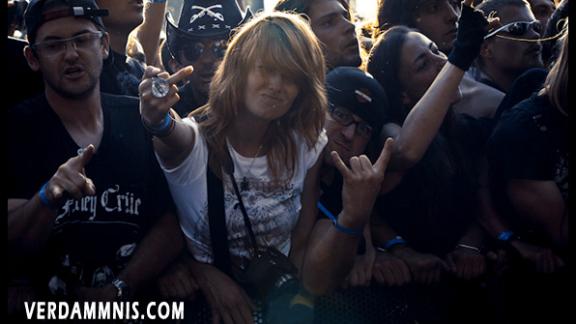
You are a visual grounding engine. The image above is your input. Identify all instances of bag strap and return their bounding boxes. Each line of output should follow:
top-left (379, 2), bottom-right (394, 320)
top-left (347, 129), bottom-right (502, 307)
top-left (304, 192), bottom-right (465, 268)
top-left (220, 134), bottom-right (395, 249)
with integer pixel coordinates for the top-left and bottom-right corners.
top-left (223, 146), bottom-right (260, 257)
top-left (206, 153), bottom-right (232, 275)
top-left (195, 113), bottom-right (232, 275)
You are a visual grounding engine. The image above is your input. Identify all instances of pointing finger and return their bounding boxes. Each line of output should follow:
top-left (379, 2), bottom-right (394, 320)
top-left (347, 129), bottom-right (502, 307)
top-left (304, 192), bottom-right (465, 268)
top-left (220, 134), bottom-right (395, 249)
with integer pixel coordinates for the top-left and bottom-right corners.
top-left (166, 66), bottom-right (194, 85)
top-left (70, 144), bottom-right (95, 170)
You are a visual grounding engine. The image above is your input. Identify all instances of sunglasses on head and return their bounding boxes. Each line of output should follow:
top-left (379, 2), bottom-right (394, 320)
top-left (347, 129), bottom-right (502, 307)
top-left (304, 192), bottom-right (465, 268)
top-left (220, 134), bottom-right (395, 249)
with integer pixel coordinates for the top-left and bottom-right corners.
top-left (484, 20), bottom-right (542, 39)
top-left (178, 39), bottom-right (227, 62)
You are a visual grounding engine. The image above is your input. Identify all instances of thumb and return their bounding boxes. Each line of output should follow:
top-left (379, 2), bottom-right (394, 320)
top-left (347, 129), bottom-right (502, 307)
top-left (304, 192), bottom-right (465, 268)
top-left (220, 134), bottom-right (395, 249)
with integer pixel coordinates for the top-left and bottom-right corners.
top-left (374, 137), bottom-right (394, 174)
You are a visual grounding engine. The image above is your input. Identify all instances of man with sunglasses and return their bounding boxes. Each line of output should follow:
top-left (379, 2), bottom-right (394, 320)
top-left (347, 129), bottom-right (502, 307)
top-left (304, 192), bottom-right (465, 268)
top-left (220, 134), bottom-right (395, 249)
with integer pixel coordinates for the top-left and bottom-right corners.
top-left (470, 0), bottom-right (544, 92)
top-left (7, 0), bottom-right (182, 313)
top-left (164, 0), bottom-right (252, 117)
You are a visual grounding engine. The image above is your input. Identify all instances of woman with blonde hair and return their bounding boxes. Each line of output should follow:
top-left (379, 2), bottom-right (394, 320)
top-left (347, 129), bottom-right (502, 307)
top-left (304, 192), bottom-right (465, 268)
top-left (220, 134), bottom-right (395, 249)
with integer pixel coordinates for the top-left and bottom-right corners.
top-left (139, 11), bottom-right (328, 323)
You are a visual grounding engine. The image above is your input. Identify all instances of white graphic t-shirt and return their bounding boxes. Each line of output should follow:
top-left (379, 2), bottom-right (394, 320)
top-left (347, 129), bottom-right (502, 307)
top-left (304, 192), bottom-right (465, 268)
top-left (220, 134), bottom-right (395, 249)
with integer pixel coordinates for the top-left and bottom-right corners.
top-left (161, 117), bottom-right (328, 263)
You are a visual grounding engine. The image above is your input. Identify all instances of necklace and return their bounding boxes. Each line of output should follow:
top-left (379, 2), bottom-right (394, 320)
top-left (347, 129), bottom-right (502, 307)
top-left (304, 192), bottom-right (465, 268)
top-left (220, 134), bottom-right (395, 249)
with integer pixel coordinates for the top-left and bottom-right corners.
top-left (237, 144), bottom-right (264, 191)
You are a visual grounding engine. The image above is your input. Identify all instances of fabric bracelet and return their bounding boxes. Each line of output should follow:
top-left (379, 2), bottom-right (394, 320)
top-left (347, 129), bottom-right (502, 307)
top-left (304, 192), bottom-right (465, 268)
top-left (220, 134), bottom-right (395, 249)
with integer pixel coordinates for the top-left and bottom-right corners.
top-left (38, 182), bottom-right (56, 209)
top-left (497, 230), bottom-right (515, 241)
top-left (142, 112), bottom-right (175, 137)
top-left (148, 0), bottom-right (167, 3)
top-left (383, 236), bottom-right (407, 250)
top-left (317, 202), bottom-right (363, 237)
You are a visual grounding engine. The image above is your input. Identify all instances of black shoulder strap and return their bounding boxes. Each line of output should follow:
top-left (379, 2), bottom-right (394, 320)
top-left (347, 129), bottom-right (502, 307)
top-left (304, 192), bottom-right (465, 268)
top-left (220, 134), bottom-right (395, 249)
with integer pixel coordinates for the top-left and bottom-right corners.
top-left (202, 120), bottom-right (232, 275)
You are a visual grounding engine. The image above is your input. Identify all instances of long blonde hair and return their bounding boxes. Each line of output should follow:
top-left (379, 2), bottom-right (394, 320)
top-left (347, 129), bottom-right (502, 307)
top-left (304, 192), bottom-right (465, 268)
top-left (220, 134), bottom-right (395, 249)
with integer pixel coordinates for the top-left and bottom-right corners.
top-left (192, 11), bottom-right (327, 179)
top-left (542, 19), bottom-right (568, 115)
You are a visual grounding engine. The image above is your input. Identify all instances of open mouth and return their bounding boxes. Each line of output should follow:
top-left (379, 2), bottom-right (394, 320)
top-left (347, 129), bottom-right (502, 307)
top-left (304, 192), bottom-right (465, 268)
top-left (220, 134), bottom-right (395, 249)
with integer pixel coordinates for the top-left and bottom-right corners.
top-left (64, 66), bottom-right (85, 78)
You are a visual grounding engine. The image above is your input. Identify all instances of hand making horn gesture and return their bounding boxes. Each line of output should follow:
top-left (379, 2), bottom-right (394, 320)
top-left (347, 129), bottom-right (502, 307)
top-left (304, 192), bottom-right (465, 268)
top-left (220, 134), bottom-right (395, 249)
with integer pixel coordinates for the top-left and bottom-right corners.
top-left (41, 145), bottom-right (97, 208)
top-left (332, 138), bottom-right (395, 225)
top-left (138, 65), bottom-right (194, 127)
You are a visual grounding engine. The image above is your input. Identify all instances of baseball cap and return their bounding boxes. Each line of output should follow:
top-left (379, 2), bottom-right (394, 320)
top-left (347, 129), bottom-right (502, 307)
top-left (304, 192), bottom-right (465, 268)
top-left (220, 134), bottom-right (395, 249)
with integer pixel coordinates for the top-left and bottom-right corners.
top-left (326, 67), bottom-right (388, 134)
top-left (25, 0), bottom-right (108, 44)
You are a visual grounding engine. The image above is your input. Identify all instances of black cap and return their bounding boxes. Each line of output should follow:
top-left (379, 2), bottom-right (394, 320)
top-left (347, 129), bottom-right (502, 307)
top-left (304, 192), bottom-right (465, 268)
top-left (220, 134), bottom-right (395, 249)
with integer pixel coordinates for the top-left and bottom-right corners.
top-left (166, 0), bottom-right (252, 53)
top-left (326, 67), bottom-right (388, 135)
top-left (25, 0), bottom-right (108, 44)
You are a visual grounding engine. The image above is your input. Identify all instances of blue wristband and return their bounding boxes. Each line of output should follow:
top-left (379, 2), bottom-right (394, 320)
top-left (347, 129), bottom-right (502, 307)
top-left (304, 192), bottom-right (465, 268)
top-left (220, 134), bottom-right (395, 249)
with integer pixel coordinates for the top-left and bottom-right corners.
top-left (383, 236), bottom-right (407, 250)
top-left (143, 113), bottom-right (174, 137)
top-left (38, 182), bottom-right (55, 209)
top-left (148, 0), bottom-right (166, 3)
top-left (497, 230), bottom-right (515, 241)
top-left (317, 202), bottom-right (363, 237)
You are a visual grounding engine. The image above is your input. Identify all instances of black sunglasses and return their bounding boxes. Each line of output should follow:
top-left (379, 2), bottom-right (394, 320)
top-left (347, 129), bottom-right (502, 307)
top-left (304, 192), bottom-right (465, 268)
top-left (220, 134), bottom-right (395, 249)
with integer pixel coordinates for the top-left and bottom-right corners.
top-left (485, 21), bottom-right (542, 39)
top-left (178, 39), bottom-right (227, 62)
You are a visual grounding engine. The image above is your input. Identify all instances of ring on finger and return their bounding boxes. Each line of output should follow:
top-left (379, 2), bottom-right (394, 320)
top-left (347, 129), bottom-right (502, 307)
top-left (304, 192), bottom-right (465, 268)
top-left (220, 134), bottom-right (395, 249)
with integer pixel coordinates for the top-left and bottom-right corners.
top-left (151, 76), bottom-right (170, 98)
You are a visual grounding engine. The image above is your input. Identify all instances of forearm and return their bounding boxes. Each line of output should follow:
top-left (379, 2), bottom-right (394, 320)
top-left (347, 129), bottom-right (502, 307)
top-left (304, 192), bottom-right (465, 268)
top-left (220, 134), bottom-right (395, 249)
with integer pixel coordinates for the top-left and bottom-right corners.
top-left (392, 63), bottom-right (464, 170)
top-left (302, 220), bottom-right (361, 295)
top-left (8, 198), bottom-right (56, 249)
top-left (151, 113), bottom-right (196, 169)
top-left (290, 158), bottom-right (322, 271)
top-left (135, 0), bottom-right (167, 66)
top-left (118, 211), bottom-right (183, 293)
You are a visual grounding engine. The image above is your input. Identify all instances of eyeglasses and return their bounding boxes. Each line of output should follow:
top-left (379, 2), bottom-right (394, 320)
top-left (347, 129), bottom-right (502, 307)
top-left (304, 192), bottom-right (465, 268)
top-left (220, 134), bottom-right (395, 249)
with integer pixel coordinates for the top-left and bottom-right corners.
top-left (179, 39), bottom-right (227, 62)
top-left (31, 31), bottom-right (105, 56)
top-left (329, 105), bottom-right (373, 139)
top-left (485, 21), bottom-right (542, 39)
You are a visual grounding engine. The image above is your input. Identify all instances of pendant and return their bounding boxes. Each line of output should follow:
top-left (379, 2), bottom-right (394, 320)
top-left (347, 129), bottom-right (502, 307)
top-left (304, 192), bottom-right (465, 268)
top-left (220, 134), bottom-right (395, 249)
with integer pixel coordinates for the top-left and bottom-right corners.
top-left (240, 177), bottom-right (249, 191)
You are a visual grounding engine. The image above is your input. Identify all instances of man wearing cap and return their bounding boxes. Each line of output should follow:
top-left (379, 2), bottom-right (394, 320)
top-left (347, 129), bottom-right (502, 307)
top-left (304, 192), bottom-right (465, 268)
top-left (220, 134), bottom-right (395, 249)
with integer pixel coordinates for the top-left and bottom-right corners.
top-left (275, 0), bottom-right (362, 70)
top-left (164, 0), bottom-right (252, 117)
top-left (7, 0), bottom-right (182, 309)
top-left (301, 67), bottom-right (394, 297)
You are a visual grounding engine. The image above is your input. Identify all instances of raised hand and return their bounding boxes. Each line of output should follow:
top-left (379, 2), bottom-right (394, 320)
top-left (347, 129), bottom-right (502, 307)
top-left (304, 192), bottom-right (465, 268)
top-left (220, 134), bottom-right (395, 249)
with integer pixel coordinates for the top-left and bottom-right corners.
top-left (448, 0), bottom-right (490, 71)
top-left (138, 65), bottom-right (193, 127)
top-left (43, 145), bottom-right (96, 207)
top-left (332, 138), bottom-right (394, 227)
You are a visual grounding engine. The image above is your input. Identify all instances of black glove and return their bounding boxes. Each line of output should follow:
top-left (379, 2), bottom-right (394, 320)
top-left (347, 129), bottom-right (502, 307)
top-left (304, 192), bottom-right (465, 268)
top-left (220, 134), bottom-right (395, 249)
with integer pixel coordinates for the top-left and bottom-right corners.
top-left (448, 4), bottom-right (489, 71)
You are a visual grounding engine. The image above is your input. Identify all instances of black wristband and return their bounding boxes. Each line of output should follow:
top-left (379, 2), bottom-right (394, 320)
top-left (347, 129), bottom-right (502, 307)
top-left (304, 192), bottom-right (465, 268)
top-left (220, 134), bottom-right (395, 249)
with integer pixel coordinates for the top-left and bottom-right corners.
top-left (448, 5), bottom-right (489, 71)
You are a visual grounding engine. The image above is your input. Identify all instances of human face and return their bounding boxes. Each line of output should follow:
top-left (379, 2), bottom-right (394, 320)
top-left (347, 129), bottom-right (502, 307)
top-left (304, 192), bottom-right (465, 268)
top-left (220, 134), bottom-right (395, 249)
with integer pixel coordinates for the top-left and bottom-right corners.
top-left (414, 0), bottom-right (460, 54)
top-left (308, 0), bottom-right (361, 69)
top-left (397, 32), bottom-right (452, 108)
top-left (26, 17), bottom-right (109, 99)
top-left (96, 0), bottom-right (144, 34)
top-left (484, 5), bottom-right (543, 75)
top-left (176, 38), bottom-right (227, 101)
top-left (242, 62), bottom-right (299, 122)
top-left (325, 105), bottom-right (371, 165)
top-left (527, 0), bottom-right (555, 28)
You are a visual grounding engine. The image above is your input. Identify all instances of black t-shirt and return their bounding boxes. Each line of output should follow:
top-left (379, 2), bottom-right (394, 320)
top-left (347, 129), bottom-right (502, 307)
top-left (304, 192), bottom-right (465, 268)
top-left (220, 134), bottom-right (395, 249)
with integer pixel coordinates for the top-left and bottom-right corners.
top-left (375, 114), bottom-right (484, 255)
top-left (488, 93), bottom-right (568, 201)
top-left (100, 50), bottom-right (145, 97)
top-left (7, 93), bottom-right (171, 296)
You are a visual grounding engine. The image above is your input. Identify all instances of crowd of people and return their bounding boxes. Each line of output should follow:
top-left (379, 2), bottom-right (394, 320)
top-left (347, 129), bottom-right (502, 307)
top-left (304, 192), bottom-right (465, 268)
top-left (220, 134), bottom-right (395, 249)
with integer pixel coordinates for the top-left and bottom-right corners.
top-left (7, 0), bottom-right (569, 323)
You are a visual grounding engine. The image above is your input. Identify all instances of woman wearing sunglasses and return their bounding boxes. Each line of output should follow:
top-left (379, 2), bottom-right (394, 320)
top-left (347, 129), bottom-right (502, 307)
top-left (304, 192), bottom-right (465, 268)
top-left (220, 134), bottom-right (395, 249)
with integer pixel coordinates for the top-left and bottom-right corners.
top-left (140, 11), bottom-right (327, 323)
